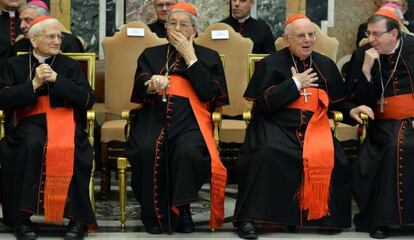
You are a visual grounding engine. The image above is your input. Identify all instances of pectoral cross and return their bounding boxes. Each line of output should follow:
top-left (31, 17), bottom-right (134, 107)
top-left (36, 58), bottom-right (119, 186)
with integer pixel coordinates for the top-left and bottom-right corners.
top-left (301, 88), bottom-right (312, 103)
top-left (162, 72), bottom-right (168, 102)
top-left (377, 95), bottom-right (388, 113)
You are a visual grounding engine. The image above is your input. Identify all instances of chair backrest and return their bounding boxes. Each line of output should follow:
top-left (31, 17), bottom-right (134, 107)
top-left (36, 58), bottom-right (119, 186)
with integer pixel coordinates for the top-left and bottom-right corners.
top-left (195, 23), bottom-right (253, 117)
top-left (102, 21), bottom-right (168, 115)
top-left (275, 23), bottom-right (339, 62)
top-left (64, 53), bottom-right (96, 89)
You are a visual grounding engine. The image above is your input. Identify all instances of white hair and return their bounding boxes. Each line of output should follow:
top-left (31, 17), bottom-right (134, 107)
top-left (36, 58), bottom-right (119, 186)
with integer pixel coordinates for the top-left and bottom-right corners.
top-left (28, 18), bottom-right (63, 37)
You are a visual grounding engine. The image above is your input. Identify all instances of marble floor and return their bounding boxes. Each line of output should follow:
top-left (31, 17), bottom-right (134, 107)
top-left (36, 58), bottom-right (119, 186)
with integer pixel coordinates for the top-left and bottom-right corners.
top-left (0, 176), bottom-right (413, 239)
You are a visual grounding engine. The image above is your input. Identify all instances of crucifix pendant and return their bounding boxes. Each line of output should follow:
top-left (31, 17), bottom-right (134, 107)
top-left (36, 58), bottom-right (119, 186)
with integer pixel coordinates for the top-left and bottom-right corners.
top-left (377, 95), bottom-right (387, 113)
top-left (301, 88), bottom-right (312, 103)
top-left (162, 72), bottom-right (168, 102)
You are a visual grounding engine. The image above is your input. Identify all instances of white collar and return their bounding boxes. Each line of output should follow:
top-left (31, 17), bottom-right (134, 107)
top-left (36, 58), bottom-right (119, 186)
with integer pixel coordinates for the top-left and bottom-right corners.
top-left (6, 10), bottom-right (16, 18)
top-left (234, 14), bottom-right (250, 23)
top-left (33, 50), bottom-right (51, 64)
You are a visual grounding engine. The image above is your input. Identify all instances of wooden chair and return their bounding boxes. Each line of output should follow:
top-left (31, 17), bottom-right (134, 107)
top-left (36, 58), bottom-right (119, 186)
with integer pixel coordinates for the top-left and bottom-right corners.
top-left (100, 21), bottom-right (167, 199)
top-left (195, 23), bottom-right (253, 145)
top-left (117, 54), bottom-right (226, 229)
top-left (275, 23), bottom-right (339, 62)
top-left (0, 52), bottom-right (97, 210)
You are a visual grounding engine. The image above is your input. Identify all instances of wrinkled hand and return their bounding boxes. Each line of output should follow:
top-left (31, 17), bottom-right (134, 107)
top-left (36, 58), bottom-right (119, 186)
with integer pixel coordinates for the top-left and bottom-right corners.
top-left (362, 48), bottom-right (379, 80)
top-left (168, 30), bottom-right (197, 65)
top-left (291, 67), bottom-right (319, 89)
top-left (147, 75), bottom-right (170, 92)
top-left (35, 63), bottom-right (57, 84)
top-left (350, 105), bottom-right (375, 124)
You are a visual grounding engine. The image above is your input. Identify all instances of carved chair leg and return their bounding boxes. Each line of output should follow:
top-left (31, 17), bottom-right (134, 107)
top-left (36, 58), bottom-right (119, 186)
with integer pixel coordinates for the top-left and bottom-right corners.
top-left (118, 157), bottom-right (128, 229)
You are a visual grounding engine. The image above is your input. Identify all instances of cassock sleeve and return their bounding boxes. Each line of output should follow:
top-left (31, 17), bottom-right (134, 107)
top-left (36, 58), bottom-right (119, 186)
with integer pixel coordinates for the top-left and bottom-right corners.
top-left (262, 25), bottom-right (276, 54)
top-left (244, 55), bottom-right (300, 114)
top-left (49, 59), bottom-right (96, 110)
top-left (130, 51), bottom-right (157, 104)
top-left (0, 59), bottom-right (38, 110)
top-left (182, 49), bottom-right (229, 108)
top-left (345, 46), bottom-right (377, 108)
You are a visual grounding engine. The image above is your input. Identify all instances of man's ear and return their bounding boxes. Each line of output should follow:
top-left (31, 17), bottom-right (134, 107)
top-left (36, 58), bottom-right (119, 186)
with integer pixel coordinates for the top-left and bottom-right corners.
top-left (29, 36), bottom-right (38, 48)
top-left (282, 34), bottom-right (290, 46)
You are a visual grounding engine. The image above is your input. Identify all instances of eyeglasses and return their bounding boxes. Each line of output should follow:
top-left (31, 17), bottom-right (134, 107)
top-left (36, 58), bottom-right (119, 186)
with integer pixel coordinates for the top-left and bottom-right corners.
top-left (365, 29), bottom-right (392, 38)
top-left (287, 32), bottom-right (317, 42)
top-left (166, 21), bottom-right (194, 29)
top-left (36, 34), bottom-right (63, 41)
top-left (154, 2), bottom-right (175, 9)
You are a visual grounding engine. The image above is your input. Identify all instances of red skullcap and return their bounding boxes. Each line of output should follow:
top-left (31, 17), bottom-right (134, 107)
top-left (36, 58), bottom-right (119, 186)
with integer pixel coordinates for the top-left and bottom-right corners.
top-left (374, 9), bottom-right (400, 22)
top-left (285, 14), bottom-right (309, 27)
top-left (30, 15), bottom-right (55, 29)
top-left (170, 2), bottom-right (198, 17)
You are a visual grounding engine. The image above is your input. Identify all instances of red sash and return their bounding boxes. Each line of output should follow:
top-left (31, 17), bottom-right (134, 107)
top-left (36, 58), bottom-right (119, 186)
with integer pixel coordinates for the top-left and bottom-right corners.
top-left (287, 88), bottom-right (334, 220)
top-left (159, 75), bottom-right (227, 229)
top-left (16, 96), bottom-right (75, 224)
top-left (375, 94), bottom-right (414, 120)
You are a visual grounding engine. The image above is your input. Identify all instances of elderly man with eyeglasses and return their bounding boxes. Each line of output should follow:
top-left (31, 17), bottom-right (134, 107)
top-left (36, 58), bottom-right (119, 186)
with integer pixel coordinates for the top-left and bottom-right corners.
top-left (347, 9), bottom-right (414, 239)
top-left (127, 2), bottom-right (229, 234)
top-left (147, 0), bottom-right (177, 38)
top-left (0, 16), bottom-right (96, 240)
top-left (233, 14), bottom-right (359, 239)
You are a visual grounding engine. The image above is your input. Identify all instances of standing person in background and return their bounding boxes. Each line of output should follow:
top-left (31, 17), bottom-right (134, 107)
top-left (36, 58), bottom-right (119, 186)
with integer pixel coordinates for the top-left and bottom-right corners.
top-left (220, 0), bottom-right (275, 54)
top-left (148, 0), bottom-right (177, 38)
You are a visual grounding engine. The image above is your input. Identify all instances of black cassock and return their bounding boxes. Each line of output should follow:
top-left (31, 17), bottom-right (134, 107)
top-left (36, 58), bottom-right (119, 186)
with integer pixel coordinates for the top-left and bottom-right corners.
top-left (346, 35), bottom-right (414, 232)
top-left (148, 20), bottom-right (167, 38)
top-left (13, 31), bottom-right (85, 55)
top-left (0, 10), bottom-right (21, 72)
top-left (220, 16), bottom-right (275, 54)
top-left (126, 44), bottom-right (229, 230)
top-left (0, 53), bottom-right (97, 228)
top-left (234, 48), bottom-right (354, 228)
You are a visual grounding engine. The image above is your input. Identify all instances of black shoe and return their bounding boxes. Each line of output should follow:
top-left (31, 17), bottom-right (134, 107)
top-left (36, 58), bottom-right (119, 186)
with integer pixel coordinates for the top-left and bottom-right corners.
top-left (369, 226), bottom-right (389, 239)
top-left (176, 205), bottom-right (195, 233)
top-left (144, 224), bottom-right (163, 234)
top-left (284, 224), bottom-right (298, 233)
top-left (64, 221), bottom-right (87, 240)
top-left (14, 219), bottom-right (37, 240)
top-left (237, 221), bottom-right (258, 240)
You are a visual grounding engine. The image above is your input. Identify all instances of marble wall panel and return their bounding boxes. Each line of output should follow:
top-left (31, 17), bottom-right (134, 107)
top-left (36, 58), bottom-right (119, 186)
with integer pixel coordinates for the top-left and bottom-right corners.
top-left (125, 0), bottom-right (229, 33)
top-left (71, 0), bottom-right (100, 53)
top-left (328, 0), bottom-right (376, 60)
top-left (257, 0), bottom-right (285, 38)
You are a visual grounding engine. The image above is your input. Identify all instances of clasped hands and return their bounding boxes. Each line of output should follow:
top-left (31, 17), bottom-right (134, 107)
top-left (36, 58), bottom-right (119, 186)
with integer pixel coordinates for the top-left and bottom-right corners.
top-left (33, 63), bottom-right (57, 90)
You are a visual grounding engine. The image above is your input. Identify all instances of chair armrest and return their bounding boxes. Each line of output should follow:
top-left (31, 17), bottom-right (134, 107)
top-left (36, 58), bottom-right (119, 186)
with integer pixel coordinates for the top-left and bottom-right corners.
top-left (212, 107), bottom-right (222, 146)
top-left (0, 110), bottom-right (5, 139)
top-left (359, 113), bottom-right (369, 143)
top-left (328, 110), bottom-right (343, 139)
top-left (87, 110), bottom-right (95, 147)
top-left (122, 104), bottom-right (143, 141)
top-left (243, 100), bottom-right (254, 125)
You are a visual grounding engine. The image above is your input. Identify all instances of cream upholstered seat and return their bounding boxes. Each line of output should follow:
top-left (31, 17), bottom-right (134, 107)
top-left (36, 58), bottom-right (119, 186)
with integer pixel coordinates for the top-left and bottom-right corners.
top-left (194, 23), bottom-right (254, 144)
top-left (275, 23), bottom-right (339, 62)
top-left (100, 21), bottom-right (167, 199)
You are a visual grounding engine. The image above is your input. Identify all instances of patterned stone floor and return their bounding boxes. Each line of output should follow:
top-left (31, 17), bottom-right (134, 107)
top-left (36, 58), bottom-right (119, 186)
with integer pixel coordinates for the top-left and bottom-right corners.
top-left (1, 173), bottom-right (413, 239)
